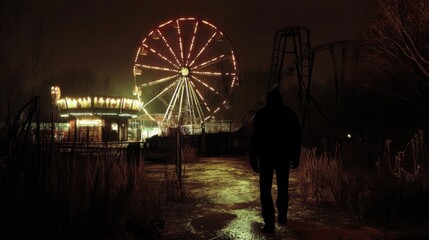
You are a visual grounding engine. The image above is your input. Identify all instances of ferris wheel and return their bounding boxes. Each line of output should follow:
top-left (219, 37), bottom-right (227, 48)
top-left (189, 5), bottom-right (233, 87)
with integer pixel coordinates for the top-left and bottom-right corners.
top-left (133, 17), bottom-right (239, 130)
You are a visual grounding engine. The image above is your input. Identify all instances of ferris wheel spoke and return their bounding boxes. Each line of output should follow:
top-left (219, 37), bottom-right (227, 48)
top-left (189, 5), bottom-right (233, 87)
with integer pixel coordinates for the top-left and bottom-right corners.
top-left (192, 54), bottom-right (230, 70)
top-left (140, 74), bottom-right (179, 88)
top-left (153, 30), bottom-right (181, 66)
top-left (190, 75), bottom-right (228, 100)
top-left (137, 63), bottom-right (178, 73)
top-left (185, 20), bottom-right (199, 66)
top-left (175, 20), bottom-right (185, 64)
top-left (212, 102), bottom-right (225, 114)
top-left (142, 78), bottom-right (181, 108)
top-left (189, 81), bottom-right (211, 113)
top-left (204, 102), bottom-right (225, 121)
top-left (141, 43), bottom-right (180, 69)
top-left (192, 70), bottom-right (236, 77)
top-left (188, 31), bottom-right (218, 67)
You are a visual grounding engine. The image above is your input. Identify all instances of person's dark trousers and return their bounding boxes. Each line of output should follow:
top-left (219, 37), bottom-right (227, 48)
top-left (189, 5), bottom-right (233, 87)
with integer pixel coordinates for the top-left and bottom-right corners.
top-left (276, 167), bottom-right (290, 223)
top-left (259, 166), bottom-right (275, 227)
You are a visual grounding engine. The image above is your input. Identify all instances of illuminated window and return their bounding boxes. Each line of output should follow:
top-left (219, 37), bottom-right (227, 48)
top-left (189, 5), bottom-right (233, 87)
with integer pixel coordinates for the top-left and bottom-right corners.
top-left (112, 123), bottom-right (118, 131)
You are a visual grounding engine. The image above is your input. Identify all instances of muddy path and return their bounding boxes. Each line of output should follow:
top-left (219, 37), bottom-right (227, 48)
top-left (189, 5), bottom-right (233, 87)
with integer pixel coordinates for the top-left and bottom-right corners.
top-left (145, 155), bottom-right (429, 240)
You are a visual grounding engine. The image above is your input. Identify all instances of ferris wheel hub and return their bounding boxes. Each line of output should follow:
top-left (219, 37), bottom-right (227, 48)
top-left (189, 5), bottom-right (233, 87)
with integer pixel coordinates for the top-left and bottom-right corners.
top-left (180, 67), bottom-right (190, 76)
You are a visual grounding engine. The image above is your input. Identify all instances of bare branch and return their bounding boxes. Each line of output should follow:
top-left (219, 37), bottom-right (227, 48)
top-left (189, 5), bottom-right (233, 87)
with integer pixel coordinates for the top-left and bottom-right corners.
top-left (357, 0), bottom-right (429, 112)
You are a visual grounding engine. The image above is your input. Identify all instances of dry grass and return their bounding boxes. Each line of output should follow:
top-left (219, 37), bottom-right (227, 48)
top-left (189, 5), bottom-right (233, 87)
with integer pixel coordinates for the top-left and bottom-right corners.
top-left (298, 130), bottom-right (429, 223)
top-left (0, 146), bottom-right (144, 239)
top-left (298, 148), bottom-right (343, 205)
top-left (0, 137), bottom-right (197, 239)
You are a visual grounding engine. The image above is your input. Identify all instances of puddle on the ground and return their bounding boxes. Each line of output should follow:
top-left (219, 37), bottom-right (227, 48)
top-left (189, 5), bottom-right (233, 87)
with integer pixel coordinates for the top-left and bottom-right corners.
top-left (221, 208), bottom-right (262, 240)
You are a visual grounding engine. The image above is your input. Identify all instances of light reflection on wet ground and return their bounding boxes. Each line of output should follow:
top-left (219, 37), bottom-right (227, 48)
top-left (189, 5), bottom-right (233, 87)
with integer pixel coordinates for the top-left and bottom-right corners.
top-left (221, 208), bottom-right (295, 240)
top-left (145, 155), bottom-right (428, 240)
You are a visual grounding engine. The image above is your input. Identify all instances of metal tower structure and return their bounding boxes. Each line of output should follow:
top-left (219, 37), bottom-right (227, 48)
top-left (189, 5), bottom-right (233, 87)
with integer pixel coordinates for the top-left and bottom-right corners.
top-left (267, 26), bottom-right (351, 128)
top-left (233, 26), bottom-right (354, 135)
top-left (267, 26), bottom-right (311, 94)
top-left (267, 26), bottom-right (313, 126)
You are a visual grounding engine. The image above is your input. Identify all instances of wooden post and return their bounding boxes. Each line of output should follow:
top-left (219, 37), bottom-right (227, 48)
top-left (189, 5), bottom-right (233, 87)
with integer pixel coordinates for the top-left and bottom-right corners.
top-left (86, 126), bottom-right (89, 148)
top-left (50, 112), bottom-right (54, 153)
top-left (73, 117), bottom-right (77, 158)
top-left (201, 122), bottom-right (206, 156)
top-left (176, 129), bottom-right (182, 189)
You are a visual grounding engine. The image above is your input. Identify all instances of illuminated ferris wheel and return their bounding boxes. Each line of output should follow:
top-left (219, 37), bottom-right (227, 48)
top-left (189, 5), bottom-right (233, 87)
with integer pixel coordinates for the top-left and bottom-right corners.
top-left (133, 17), bottom-right (239, 130)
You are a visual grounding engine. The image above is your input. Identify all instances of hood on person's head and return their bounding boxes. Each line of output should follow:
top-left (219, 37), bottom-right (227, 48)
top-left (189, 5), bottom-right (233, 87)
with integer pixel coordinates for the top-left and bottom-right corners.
top-left (266, 89), bottom-right (283, 106)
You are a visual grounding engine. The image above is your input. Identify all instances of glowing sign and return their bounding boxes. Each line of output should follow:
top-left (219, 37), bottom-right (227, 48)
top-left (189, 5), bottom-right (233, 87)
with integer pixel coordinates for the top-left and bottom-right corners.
top-left (58, 96), bottom-right (141, 110)
top-left (55, 95), bottom-right (142, 117)
top-left (77, 119), bottom-right (102, 127)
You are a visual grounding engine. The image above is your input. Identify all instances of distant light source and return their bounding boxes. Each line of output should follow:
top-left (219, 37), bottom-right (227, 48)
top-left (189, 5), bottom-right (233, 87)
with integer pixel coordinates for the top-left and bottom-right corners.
top-left (347, 133), bottom-right (352, 139)
top-left (51, 86), bottom-right (61, 101)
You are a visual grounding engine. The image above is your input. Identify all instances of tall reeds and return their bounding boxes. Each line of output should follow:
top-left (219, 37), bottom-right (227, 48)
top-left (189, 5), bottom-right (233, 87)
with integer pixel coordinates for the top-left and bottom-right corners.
top-left (0, 144), bottom-right (146, 239)
top-left (298, 130), bottom-right (429, 223)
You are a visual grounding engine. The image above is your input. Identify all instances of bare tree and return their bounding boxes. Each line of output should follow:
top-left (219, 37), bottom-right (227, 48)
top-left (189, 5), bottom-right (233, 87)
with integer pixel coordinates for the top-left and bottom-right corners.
top-left (357, 0), bottom-right (429, 115)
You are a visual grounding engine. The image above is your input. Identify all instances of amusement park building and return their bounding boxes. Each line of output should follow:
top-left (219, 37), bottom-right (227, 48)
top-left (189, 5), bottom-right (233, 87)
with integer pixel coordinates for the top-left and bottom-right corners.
top-left (51, 85), bottom-right (235, 144)
top-left (52, 86), bottom-right (143, 142)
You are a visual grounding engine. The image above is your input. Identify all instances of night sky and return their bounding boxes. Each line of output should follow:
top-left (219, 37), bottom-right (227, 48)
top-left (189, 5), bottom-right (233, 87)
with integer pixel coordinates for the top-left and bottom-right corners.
top-left (47, 0), bottom-right (368, 96)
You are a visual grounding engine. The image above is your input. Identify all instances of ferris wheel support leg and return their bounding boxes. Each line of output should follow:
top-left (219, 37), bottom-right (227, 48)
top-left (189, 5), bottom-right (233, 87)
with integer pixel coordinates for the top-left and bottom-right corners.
top-left (163, 78), bottom-right (183, 124)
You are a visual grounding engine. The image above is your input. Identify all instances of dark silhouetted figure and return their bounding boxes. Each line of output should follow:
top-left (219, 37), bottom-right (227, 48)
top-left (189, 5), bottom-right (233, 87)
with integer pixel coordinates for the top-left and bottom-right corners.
top-left (249, 88), bottom-right (302, 233)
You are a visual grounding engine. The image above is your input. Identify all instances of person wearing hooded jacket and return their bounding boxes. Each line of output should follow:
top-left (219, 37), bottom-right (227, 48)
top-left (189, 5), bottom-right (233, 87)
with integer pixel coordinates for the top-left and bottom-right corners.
top-left (249, 88), bottom-right (302, 233)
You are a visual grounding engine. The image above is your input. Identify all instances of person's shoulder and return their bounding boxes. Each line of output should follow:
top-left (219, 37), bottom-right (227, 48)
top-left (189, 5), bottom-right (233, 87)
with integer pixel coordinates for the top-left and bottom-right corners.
top-left (256, 106), bottom-right (268, 114)
top-left (253, 108), bottom-right (263, 119)
top-left (282, 104), bottom-right (296, 112)
top-left (281, 105), bottom-right (299, 118)
top-left (253, 107), bottom-right (270, 120)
